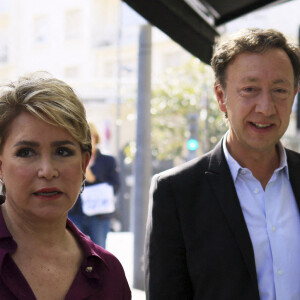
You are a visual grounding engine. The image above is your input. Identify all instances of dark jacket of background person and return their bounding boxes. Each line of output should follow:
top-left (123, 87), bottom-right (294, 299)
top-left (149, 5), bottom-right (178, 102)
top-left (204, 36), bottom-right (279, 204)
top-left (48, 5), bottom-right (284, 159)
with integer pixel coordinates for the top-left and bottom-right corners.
top-left (69, 148), bottom-right (120, 248)
top-left (70, 149), bottom-right (120, 218)
top-left (145, 140), bottom-right (300, 299)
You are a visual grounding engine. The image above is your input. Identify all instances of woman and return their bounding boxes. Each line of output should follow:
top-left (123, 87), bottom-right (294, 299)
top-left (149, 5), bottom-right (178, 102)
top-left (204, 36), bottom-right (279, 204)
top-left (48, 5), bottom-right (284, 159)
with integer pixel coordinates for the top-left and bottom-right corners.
top-left (69, 123), bottom-right (120, 249)
top-left (0, 73), bottom-right (131, 300)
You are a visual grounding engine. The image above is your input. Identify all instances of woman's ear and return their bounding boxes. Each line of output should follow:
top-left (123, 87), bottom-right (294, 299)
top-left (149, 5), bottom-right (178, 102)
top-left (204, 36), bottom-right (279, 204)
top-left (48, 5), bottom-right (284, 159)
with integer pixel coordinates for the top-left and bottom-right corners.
top-left (82, 152), bottom-right (91, 172)
top-left (214, 83), bottom-right (227, 113)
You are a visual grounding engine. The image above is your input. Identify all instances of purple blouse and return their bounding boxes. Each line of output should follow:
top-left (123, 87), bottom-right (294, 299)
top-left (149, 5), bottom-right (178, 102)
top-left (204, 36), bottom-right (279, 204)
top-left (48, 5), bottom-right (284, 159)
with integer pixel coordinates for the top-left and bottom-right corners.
top-left (0, 208), bottom-right (131, 299)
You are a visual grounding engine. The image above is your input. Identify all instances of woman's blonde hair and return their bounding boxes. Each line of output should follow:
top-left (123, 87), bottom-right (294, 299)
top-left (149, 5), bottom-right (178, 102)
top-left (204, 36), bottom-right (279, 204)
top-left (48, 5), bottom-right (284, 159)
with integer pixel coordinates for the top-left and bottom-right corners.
top-left (0, 72), bottom-right (91, 154)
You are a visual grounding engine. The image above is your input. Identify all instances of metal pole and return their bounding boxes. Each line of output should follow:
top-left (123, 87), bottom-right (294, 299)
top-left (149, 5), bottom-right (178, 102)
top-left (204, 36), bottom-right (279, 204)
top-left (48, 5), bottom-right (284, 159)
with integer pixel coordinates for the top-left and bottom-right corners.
top-left (116, 1), bottom-right (123, 155)
top-left (133, 24), bottom-right (152, 290)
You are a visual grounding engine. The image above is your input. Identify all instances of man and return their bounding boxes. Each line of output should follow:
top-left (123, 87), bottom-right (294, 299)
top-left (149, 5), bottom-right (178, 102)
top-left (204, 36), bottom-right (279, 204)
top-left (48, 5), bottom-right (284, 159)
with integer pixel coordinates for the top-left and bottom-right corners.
top-left (145, 28), bottom-right (300, 299)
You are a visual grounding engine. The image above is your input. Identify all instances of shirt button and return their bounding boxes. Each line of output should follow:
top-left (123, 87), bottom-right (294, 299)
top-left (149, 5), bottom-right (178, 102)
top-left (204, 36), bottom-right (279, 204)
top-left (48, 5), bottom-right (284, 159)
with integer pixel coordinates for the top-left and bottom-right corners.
top-left (254, 188), bottom-right (259, 194)
top-left (241, 170), bottom-right (246, 175)
top-left (277, 269), bottom-right (283, 275)
top-left (85, 266), bottom-right (93, 272)
top-left (272, 226), bottom-right (276, 232)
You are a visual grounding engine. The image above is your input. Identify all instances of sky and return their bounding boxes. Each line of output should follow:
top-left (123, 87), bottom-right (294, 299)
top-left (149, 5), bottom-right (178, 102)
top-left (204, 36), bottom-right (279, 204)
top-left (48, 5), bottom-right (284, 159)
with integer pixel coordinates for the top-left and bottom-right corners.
top-left (223, 0), bottom-right (300, 40)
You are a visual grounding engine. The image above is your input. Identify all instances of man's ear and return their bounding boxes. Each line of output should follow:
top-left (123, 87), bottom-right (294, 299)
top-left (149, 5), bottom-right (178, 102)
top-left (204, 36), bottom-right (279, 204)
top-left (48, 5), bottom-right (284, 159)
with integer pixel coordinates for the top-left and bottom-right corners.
top-left (294, 87), bottom-right (299, 99)
top-left (214, 83), bottom-right (227, 113)
top-left (0, 158), bottom-right (3, 178)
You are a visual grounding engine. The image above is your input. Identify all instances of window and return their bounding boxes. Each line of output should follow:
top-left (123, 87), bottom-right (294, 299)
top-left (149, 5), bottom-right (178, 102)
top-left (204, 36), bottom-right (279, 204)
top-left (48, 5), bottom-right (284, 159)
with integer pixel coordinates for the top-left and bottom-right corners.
top-left (103, 61), bottom-right (117, 78)
top-left (64, 66), bottom-right (80, 78)
top-left (34, 15), bottom-right (49, 44)
top-left (64, 9), bottom-right (82, 40)
top-left (0, 42), bottom-right (8, 63)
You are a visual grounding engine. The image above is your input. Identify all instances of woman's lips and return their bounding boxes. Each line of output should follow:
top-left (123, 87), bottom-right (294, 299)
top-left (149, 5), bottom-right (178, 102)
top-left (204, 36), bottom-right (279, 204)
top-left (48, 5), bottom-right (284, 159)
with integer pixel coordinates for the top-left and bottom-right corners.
top-left (33, 188), bottom-right (62, 198)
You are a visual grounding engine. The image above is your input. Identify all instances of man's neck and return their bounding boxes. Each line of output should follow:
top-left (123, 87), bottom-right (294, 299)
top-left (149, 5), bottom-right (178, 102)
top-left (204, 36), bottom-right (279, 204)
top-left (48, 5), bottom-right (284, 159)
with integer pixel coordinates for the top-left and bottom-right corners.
top-left (226, 140), bottom-right (281, 189)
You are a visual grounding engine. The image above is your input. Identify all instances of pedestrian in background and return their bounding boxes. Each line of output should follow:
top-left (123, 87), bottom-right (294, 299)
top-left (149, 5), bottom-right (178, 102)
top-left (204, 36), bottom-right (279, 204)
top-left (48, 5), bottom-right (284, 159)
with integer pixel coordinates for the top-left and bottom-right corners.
top-left (0, 73), bottom-right (131, 299)
top-left (145, 28), bottom-right (300, 299)
top-left (69, 123), bottom-right (120, 249)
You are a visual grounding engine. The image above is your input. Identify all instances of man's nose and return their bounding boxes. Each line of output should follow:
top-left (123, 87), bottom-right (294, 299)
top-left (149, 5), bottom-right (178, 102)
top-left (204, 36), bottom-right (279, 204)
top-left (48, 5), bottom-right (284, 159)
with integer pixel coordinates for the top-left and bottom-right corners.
top-left (37, 157), bottom-right (59, 180)
top-left (255, 91), bottom-right (276, 116)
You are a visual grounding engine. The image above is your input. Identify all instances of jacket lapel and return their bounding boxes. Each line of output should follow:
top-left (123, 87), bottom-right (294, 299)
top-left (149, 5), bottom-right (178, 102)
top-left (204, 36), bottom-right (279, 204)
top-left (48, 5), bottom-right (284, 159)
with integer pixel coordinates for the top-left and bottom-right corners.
top-left (205, 141), bottom-right (258, 284)
top-left (286, 149), bottom-right (300, 212)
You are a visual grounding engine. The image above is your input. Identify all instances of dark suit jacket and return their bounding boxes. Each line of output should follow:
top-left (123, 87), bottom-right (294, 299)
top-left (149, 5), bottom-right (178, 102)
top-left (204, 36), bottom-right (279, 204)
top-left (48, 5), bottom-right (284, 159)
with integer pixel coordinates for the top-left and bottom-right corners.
top-left (145, 140), bottom-right (300, 299)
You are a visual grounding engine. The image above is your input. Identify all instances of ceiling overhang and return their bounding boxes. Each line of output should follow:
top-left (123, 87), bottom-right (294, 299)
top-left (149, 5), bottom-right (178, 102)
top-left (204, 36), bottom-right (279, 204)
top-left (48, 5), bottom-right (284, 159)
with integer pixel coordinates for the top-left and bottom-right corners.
top-left (122, 0), bottom-right (291, 64)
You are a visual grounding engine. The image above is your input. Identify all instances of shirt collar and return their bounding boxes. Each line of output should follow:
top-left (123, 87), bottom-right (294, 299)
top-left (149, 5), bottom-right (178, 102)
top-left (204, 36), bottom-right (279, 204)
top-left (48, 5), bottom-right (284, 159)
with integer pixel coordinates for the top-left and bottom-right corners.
top-left (67, 219), bottom-right (111, 282)
top-left (222, 131), bottom-right (289, 182)
top-left (67, 219), bottom-right (109, 268)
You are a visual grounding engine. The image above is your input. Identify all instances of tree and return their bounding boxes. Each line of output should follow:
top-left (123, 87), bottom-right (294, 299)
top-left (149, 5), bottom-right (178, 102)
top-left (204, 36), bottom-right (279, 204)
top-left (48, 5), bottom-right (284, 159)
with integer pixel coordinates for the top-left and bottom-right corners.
top-left (151, 57), bottom-right (226, 163)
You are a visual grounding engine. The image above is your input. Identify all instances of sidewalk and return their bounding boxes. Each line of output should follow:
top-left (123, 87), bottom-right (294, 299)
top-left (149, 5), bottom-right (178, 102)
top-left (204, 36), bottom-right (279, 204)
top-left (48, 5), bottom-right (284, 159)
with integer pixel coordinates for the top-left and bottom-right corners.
top-left (106, 232), bottom-right (146, 300)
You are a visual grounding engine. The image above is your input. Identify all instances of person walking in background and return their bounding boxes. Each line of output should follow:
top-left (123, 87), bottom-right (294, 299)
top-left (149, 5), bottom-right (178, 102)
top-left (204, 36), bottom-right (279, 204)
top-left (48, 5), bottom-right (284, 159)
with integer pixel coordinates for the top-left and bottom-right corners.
top-left (69, 123), bottom-right (120, 249)
top-left (145, 28), bottom-right (300, 299)
top-left (0, 72), bottom-right (131, 299)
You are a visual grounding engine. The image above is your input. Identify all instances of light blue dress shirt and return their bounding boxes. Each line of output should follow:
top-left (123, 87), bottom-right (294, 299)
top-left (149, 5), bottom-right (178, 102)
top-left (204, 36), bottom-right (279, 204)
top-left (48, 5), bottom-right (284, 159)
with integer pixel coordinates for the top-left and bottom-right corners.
top-left (223, 136), bottom-right (300, 300)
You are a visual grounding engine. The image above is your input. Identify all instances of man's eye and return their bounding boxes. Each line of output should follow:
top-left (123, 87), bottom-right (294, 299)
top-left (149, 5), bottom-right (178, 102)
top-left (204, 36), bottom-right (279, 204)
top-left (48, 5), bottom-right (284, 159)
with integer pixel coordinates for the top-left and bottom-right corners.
top-left (275, 88), bottom-right (287, 93)
top-left (56, 147), bottom-right (74, 157)
top-left (243, 87), bottom-right (255, 92)
top-left (16, 148), bottom-right (34, 158)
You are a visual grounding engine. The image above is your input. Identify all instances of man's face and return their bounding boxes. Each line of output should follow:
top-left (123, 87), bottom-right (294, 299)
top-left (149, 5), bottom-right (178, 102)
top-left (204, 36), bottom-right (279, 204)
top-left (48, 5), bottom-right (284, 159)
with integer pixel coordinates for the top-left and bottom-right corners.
top-left (215, 49), bottom-right (298, 159)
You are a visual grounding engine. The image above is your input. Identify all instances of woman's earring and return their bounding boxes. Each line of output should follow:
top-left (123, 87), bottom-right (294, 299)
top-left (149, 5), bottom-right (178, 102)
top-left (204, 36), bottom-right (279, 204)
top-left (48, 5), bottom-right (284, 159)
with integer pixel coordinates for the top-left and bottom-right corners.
top-left (0, 178), bottom-right (6, 204)
top-left (80, 174), bottom-right (86, 194)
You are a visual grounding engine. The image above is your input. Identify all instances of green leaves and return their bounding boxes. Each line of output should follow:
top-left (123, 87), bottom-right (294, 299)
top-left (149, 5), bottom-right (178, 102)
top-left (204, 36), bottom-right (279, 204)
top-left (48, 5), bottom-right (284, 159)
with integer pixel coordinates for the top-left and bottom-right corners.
top-left (151, 58), bottom-right (227, 162)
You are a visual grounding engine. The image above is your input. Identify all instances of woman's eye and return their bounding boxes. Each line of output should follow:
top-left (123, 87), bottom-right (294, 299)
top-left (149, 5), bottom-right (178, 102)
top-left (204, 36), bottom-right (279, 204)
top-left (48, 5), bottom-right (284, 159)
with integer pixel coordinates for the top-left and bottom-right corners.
top-left (16, 148), bottom-right (35, 158)
top-left (56, 147), bottom-right (74, 157)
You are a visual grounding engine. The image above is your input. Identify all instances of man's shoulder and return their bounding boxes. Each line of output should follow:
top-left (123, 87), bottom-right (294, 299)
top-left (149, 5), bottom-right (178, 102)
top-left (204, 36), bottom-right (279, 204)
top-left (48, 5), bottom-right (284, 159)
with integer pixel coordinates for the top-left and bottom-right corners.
top-left (286, 147), bottom-right (300, 166)
top-left (286, 147), bottom-right (300, 158)
top-left (153, 145), bottom-right (221, 183)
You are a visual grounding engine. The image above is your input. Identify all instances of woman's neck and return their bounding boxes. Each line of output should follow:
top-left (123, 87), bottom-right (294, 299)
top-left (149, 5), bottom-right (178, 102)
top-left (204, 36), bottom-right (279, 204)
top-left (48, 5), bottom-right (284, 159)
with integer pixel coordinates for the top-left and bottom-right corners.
top-left (1, 205), bottom-right (69, 247)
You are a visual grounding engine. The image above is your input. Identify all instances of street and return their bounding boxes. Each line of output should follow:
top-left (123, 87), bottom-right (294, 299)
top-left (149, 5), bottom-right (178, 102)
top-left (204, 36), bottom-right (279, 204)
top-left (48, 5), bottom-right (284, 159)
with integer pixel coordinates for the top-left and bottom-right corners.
top-left (107, 232), bottom-right (146, 300)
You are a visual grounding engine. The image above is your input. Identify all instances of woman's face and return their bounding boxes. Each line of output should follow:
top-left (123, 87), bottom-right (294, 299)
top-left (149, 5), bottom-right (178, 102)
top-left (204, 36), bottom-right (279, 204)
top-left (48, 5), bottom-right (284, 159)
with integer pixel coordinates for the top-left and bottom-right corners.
top-left (0, 112), bottom-right (90, 221)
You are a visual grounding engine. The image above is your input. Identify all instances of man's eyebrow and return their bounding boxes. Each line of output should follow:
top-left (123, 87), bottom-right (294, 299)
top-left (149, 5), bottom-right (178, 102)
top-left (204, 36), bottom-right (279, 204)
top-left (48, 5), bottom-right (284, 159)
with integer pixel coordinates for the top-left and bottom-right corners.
top-left (273, 79), bottom-right (292, 85)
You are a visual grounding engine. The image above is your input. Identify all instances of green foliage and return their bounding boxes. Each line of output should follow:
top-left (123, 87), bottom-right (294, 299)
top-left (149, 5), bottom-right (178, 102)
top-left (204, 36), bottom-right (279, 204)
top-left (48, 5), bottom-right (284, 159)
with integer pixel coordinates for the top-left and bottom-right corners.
top-left (151, 58), bottom-right (227, 162)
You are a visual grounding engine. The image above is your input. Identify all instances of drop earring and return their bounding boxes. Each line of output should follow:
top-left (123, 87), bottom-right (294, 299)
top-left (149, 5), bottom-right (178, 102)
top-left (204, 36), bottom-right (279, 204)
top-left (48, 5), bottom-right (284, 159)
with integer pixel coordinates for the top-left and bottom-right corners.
top-left (80, 174), bottom-right (86, 194)
top-left (0, 178), bottom-right (5, 204)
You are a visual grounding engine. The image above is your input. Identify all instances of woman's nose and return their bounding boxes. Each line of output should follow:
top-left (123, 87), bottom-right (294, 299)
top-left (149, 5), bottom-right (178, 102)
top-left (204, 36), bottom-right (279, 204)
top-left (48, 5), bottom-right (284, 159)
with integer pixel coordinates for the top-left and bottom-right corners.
top-left (37, 158), bottom-right (59, 180)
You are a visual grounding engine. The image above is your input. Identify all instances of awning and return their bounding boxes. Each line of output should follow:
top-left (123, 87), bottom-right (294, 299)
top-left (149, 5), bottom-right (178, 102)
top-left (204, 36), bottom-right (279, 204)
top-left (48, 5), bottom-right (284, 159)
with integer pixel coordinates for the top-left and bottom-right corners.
top-left (122, 0), bottom-right (292, 64)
